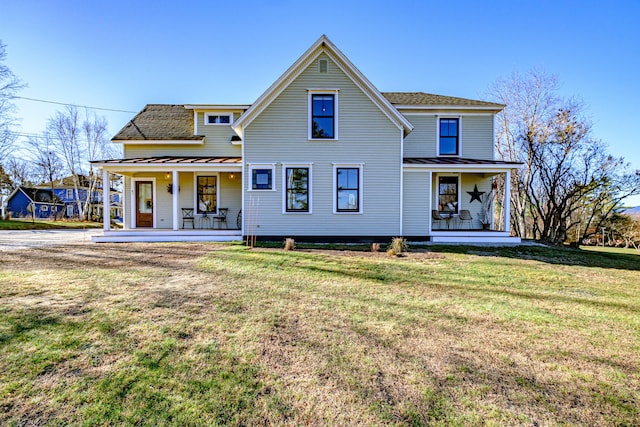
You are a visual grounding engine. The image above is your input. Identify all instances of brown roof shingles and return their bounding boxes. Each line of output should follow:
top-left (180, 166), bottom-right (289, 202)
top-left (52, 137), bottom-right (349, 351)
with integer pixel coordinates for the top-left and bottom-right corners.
top-left (112, 104), bottom-right (202, 141)
top-left (382, 92), bottom-right (504, 108)
top-left (112, 92), bottom-right (503, 142)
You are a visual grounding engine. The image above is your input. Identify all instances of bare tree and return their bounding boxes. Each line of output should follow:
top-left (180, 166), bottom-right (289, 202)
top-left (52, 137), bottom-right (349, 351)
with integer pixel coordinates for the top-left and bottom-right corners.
top-left (46, 105), bottom-right (116, 220)
top-left (0, 40), bottom-right (26, 176)
top-left (4, 157), bottom-right (35, 188)
top-left (28, 135), bottom-right (64, 220)
top-left (488, 69), bottom-right (640, 244)
top-left (488, 69), bottom-right (560, 238)
top-left (82, 111), bottom-right (116, 219)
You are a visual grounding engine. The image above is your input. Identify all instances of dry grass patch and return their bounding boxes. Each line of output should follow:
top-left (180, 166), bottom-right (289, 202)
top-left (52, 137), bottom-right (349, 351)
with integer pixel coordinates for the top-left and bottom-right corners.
top-left (1, 243), bottom-right (639, 425)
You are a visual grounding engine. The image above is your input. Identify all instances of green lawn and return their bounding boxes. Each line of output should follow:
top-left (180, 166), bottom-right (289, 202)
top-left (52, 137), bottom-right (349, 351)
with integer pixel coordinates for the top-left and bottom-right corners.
top-left (0, 243), bottom-right (638, 425)
top-left (0, 218), bottom-right (103, 230)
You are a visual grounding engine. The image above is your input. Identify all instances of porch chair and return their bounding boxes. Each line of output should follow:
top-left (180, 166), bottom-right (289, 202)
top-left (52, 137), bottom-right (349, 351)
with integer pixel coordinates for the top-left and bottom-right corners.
top-left (458, 209), bottom-right (473, 229)
top-left (182, 208), bottom-right (195, 229)
top-left (432, 210), bottom-right (446, 230)
top-left (236, 209), bottom-right (242, 230)
top-left (213, 208), bottom-right (228, 229)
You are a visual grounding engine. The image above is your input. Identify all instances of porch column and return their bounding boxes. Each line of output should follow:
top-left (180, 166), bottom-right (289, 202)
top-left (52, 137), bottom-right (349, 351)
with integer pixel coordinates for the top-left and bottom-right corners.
top-left (427, 171), bottom-right (433, 233)
top-left (172, 170), bottom-right (179, 231)
top-left (504, 170), bottom-right (511, 234)
top-left (102, 169), bottom-right (110, 231)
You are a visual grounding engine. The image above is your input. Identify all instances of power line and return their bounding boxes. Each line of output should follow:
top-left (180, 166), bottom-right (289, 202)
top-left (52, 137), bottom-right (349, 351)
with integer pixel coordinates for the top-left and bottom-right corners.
top-left (11, 96), bottom-right (137, 114)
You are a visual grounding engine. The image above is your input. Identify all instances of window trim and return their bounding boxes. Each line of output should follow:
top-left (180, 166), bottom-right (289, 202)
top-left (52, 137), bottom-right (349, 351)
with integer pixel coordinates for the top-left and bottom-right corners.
top-left (436, 173), bottom-right (461, 215)
top-left (193, 173), bottom-right (219, 214)
top-left (333, 163), bottom-right (364, 214)
top-left (308, 89), bottom-right (339, 140)
top-left (282, 163), bottom-right (312, 214)
top-left (248, 164), bottom-right (276, 192)
top-left (66, 189), bottom-right (74, 199)
top-left (436, 116), bottom-right (462, 156)
top-left (204, 112), bottom-right (233, 126)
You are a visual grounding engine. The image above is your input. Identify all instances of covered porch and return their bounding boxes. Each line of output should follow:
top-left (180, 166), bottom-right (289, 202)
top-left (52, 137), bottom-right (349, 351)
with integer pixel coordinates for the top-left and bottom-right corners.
top-left (403, 158), bottom-right (522, 244)
top-left (91, 156), bottom-right (243, 242)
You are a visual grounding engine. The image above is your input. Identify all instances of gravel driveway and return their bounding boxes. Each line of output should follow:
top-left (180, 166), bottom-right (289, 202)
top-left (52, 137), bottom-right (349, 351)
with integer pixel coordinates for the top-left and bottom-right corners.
top-left (0, 230), bottom-right (103, 251)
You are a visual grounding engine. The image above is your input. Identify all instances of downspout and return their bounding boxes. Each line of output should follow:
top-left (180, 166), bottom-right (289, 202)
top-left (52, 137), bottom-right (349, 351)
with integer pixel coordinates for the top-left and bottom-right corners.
top-left (399, 128), bottom-right (404, 236)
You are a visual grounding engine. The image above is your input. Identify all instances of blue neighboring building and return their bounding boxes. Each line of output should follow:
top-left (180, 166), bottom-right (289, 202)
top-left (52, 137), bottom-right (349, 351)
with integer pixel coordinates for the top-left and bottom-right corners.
top-left (6, 175), bottom-right (122, 220)
top-left (6, 187), bottom-right (65, 218)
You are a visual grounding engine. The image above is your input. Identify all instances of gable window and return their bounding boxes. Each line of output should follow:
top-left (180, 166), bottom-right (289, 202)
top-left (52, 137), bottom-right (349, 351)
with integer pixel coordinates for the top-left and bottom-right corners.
top-left (438, 176), bottom-right (459, 213)
top-left (439, 118), bottom-right (459, 155)
top-left (196, 175), bottom-right (217, 213)
top-left (66, 189), bottom-right (73, 199)
top-left (309, 92), bottom-right (338, 139)
top-left (204, 113), bottom-right (232, 125)
top-left (285, 167), bottom-right (310, 212)
top-left (333, 163), bottom-right (363, 214)
top-left (249, 165), bottom-right (275, 191)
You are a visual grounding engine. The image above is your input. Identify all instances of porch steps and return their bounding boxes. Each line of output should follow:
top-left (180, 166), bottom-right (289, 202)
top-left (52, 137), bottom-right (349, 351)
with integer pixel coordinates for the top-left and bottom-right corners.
top-left (429, 231), bottom-right (521, 244)
top-left (93, 229), bottom-right (242, 243)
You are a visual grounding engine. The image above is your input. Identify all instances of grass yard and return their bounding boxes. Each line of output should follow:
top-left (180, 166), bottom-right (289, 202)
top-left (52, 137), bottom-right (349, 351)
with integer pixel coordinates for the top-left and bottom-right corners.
top-left (0, 219), bottom-right (103, 230)
top-left (0, 243), bottom-right (638, 426)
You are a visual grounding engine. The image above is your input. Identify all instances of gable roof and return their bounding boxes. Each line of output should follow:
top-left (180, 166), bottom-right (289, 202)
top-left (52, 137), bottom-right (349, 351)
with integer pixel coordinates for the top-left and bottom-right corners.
top-left (11, 187), bottom-right (63, 204)
top-left (232, 35), bottom-right (414, 137)
top-left (383, 92), bottom-right (504, 110)
top-left (112, 104), bottom-right (203, 142)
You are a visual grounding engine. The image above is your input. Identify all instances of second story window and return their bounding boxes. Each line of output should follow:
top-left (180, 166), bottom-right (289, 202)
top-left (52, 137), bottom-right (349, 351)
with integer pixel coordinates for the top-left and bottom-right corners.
top-left (439, 118), bottom-right (459, 155)
top-left (204, 113), bottom-right (232, 125)
top-left (310, 94), bottom-right (335, 139)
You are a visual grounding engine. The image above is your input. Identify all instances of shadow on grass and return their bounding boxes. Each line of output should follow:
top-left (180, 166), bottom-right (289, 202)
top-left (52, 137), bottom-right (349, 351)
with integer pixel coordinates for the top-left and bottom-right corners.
top-left (423, 244), bottom-right (640, 272)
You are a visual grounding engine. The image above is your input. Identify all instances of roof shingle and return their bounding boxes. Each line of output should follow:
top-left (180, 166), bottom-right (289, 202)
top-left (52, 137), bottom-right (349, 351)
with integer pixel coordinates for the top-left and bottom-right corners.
top-left (383, 92), bottom-right (504, 108)
top-left (112, 104), bottom-right (202, 141)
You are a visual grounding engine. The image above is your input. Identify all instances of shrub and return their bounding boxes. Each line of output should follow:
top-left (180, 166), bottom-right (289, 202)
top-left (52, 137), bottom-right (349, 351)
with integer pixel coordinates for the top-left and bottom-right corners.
top-left (284, 238), bottom-right (295, 251)
top-left (387, 237), bottom-right (408, 257)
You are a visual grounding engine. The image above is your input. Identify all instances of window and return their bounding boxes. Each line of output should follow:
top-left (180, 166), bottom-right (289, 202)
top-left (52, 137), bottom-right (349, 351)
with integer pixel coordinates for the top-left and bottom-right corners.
top-left (41, 205), bottom-right (49, 212)
top-left (204, 113), bottom-right (232, 125)
top-left (438, 176), bottom-right (459, 213)
top-left (196, 175), bottom-right (217, 213)
top-left (251, 168), bottom-right (273, 190)
top-left (336, 168), bottom-right (360, 212)
top-left (310, 93), bottom-right (335, 139)
top-left (66, 189), bottom-right (73, 199)
top-left (285, 167), bottom-right (309, 212)
top-left (439, 118), bottom-right (459, 155)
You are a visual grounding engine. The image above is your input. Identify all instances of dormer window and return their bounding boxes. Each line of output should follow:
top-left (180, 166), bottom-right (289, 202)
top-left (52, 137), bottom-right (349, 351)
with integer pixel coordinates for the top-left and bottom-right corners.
top-left (439, 118), bottom-right (459, 155)
top-left (204, 113), bottom-right (232, 125)
top-left (308, 90), bottom-right (338, 140)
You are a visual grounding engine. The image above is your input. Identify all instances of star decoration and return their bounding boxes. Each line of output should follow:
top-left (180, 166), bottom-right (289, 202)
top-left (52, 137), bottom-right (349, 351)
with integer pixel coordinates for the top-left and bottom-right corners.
top-left (467, 185), bottom-right (485, 203)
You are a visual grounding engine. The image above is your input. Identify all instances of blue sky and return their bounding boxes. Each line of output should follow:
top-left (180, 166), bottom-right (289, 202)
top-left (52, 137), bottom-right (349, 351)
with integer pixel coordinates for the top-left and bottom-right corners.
top-left (2, 0), bottom-right (639, 204)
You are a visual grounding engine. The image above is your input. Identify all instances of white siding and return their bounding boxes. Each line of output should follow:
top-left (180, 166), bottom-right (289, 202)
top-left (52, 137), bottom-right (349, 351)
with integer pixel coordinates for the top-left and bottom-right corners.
top-left (461, 116), bottom-right (494, 159)
top-left (403, 115), bottom-right (436, 158)
top-left (243, 53), bottom-right (403, 237)
top-left (402, 171), bottom-right (430, 236)
top-left (402, 114), bottom-right (495, 160)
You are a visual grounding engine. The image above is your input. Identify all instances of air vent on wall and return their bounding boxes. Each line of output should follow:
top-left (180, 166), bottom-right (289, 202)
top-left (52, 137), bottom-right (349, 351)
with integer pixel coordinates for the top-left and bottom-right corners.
top-left (319, 59), bottom-right (328, 73)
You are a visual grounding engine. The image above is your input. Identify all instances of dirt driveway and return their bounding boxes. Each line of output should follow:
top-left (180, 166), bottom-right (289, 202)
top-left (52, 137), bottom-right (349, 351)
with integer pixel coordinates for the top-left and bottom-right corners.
top-left (0, 230), bottom-right (103, 251)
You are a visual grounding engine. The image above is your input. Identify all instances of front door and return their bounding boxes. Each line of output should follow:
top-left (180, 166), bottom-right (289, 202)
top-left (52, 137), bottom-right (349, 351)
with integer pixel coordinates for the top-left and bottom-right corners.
top-left (136, 181), bottom-right (153, 227)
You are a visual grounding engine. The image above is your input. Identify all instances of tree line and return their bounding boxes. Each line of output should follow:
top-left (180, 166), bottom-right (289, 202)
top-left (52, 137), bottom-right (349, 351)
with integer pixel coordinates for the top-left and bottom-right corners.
top-left (0, 40), bottom-right (118, 221)
top-left (489, 69), bottom-right (640, 245)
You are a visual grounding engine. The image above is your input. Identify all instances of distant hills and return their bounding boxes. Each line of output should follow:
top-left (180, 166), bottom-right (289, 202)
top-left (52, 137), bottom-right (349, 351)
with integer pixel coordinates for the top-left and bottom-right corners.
top-left (623, 206), bottom-right (640, 215)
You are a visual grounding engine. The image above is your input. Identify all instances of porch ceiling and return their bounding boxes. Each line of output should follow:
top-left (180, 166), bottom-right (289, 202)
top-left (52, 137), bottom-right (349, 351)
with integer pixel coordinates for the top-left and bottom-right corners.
top-left (403, 157), bottom-right (522, 172)
top-left (91, 156), bottom-right (243, 173)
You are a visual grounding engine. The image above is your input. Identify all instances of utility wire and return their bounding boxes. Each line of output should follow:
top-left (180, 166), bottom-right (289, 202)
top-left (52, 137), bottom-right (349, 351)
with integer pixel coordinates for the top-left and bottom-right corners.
top-left (11, 96), bottom-right (137, 114)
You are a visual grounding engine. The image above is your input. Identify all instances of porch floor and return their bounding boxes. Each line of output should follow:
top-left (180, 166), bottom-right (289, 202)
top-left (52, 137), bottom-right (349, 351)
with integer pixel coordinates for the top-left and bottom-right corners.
top-left (93, 229), bottom-right (242, 243)
top-left (429, 229), bottom-right (521, 244)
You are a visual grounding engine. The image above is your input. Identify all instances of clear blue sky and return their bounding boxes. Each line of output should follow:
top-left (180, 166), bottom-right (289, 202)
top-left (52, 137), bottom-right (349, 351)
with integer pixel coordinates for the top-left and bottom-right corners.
top-left (2, 0), bottom-right (639, 205)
